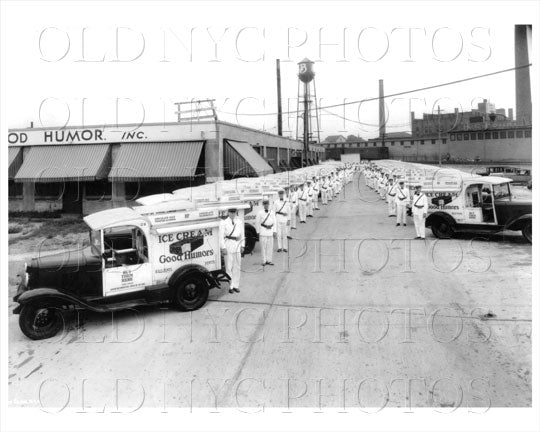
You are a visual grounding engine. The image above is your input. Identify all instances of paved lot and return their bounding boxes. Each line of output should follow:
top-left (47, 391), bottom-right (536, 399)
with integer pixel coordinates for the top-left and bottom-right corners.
top-left (8, 176), bottom-right (532, 411)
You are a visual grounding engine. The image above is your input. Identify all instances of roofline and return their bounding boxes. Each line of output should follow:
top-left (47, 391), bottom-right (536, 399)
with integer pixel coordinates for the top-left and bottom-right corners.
top-left (8, 119), bottom-right (326, 150)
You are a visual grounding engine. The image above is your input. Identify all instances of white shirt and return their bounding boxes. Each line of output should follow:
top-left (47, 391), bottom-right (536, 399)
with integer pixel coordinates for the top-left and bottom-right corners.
top-left (256, 209), bottom-right (276, 237)
top-left (220, 216), bottom-right (245, 249)
top-left (299, 188), bottom-right (309, 202)
top-left (273, 198), bottom-right (289, 222)
top-left (289, 191), bottom-right (298, 204)
top-left (394, 186), bottom-right (410, 205)
top-left (412, 192), bottom-right (428, 215)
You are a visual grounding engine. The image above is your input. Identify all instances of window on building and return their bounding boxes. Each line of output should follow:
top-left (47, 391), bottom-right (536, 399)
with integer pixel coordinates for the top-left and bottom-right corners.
top-left (470, 133), bottom-right (476, 140)
top-left (400, 141), bottom-right (404, 145)
top-left (420, 140), bottom-right (425, 145)
top-left (500, 131), bottom-right (507, 139)
top-left (524, 130), bottom-right (531, 138)
top-left (508, 130), bottom-right (515, 138)
top-left (492, 131), bottom-right (499, 139)
top-left (431, 139), bottom-right (436, 144)
top-left (450, 134), bottom-right (455, 141)
top-left (8, 180), bottom-right (23, 198)
top-left (464, 134), bottom-right (469, 141)
top-left (516, 130), bottom-right (523, 138)
top-left (477, 132), bottom-right (483, 140)
top-left (35, 182), bottom-right (63, 199)
top-left (457, 134), bottom-right (462, 141)
top-left (373, 143), bottom-right (377, 147)
top-left (391, 142), bottom-right (395, 146)
top-left (442, 138), bottom-right (447, 144)
top-left (85, 181), bottom-right (112, 200)
top-left (484, 132), bottom-right (491, 139)
top-left (365, 143), bottom-right (368, 147)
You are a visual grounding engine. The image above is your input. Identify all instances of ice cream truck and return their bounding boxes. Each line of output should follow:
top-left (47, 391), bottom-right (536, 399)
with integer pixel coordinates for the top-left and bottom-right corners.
top-left (421, 170), bottom-right (532, 242)
top-left (12, 203), bottom-right (238, 340)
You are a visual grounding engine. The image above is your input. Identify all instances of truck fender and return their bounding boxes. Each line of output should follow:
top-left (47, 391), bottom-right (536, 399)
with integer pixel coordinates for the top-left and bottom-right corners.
top-left (168, 264), bottom-right (220, 290)
top-left (425, 211), bottom-right (457, 228)
top-left (505, 214), bottom-right (532, 231)
top-left (14, 288), bottom-right (103, 314)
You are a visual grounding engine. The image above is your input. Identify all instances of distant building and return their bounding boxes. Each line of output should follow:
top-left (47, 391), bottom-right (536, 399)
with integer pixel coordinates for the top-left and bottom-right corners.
top-left (323, 135), bottom-right (347, 143)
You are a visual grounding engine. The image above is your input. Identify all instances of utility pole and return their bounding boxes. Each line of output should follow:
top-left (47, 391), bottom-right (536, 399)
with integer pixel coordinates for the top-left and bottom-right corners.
top-left (276, 59), bottom-right (283, 136)
top-left (438, 105), bottom-right (442, 166)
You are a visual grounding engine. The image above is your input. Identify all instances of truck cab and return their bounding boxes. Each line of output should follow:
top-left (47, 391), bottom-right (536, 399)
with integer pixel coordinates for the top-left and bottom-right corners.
top-left (426, 176), bottom-right (532, 243)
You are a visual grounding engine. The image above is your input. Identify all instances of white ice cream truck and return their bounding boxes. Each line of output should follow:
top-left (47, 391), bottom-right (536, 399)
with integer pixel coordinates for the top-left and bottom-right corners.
top-left (13, 202), bottom-right (238, 340)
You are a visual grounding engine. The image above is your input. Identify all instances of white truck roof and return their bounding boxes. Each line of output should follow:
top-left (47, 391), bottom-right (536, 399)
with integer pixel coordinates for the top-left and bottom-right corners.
top-left (84, 208), bottom-right (145, 230)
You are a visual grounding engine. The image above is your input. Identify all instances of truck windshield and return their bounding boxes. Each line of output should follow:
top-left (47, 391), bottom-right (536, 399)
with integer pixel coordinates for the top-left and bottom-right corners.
top-left (89, 230), bottom-right (102, 256)
top-left (493, 183), bottom-right (511, 199)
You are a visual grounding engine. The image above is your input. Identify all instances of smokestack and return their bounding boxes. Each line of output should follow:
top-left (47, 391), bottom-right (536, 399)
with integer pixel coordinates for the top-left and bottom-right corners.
top-left (508, 108), bottom-right (514, 121)
top-left (276, 59), bottom-right (283, 136)
top-left (378, 79), bottom-right (385, 138)
top-left (515, 25), bottom-right (532, 124)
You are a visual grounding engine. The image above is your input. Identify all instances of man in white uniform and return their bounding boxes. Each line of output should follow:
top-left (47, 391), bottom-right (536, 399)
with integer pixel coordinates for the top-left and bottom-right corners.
top-left (220, 208), bottom-right (245, 293)
top-left (273, 189), bottom-right (289, 252)
top-left (288, 185), bottom-right (298, 230)
top-left (411, 184), bottom-right (428, 239)
top-left (298, 183), bottom-right (308, 223)
top-left (306, 180), bottom-right (314, 217)
top-left (321, 176), bottom-right (329, 205)
top-left (312, 177), bottom-right (320, 210)
top-left (394, 180), bottom-right (410, 226)
top-left (386, 178), bottom-right (397, 217)
top-left (256, 199), bottom-right (277, 265)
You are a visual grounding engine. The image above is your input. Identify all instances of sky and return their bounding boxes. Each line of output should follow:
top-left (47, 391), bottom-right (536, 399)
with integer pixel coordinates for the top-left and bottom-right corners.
top-left (3, 1), bottom-right (535, 140)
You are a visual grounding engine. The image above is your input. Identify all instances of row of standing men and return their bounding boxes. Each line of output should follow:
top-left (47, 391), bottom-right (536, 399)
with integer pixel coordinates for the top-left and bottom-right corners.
top-left (361, 163), bottom-right (428, 240)
top-left (220, 169), bottom-right (352, 294)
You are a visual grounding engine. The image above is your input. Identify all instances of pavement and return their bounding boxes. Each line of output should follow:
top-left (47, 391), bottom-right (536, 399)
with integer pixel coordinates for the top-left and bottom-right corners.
top-left (8, 175), bottom-right (532, 411)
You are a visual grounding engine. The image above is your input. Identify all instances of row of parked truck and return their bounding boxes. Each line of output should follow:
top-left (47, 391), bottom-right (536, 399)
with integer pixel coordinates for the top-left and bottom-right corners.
top-left (13, 162), bottom-right (350, 340)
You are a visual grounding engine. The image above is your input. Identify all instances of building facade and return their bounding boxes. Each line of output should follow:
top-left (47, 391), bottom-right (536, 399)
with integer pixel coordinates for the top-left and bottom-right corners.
top-left (8, 120), bottom-right (325, 215)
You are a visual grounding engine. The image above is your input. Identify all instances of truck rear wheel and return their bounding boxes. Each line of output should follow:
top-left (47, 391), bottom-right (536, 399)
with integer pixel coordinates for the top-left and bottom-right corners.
top-left (431, 217), bottom-right (455, 239)
top-left (522, 221), bottom-right (532, 244)
top-left (19, 303), bottom-right (64, 340)
top-left (172, 273), bottom-right (209, 311)
top-left (243, 224), bottom-right (257, 255)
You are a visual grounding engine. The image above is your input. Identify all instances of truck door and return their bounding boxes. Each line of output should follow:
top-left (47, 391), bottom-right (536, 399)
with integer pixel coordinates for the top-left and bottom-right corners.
top-left (480, 184), bottom-right (497, 224)
top-left (101, 225), bottom-right (153, 297)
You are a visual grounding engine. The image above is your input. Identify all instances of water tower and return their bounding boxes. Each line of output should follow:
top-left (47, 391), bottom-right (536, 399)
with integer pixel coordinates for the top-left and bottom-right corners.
top-left (296, 58), bottom-right (321, 167)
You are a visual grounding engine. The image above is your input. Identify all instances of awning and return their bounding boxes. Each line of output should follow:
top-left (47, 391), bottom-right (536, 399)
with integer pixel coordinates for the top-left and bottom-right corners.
top-left (224, 140), bottom-right (273, 177)
top-left (8, 147), bottom-right (23, 179)
top-left (109, 141), bottom-right (204, 182)
top-left (15, 144), bottom-right (110, 183)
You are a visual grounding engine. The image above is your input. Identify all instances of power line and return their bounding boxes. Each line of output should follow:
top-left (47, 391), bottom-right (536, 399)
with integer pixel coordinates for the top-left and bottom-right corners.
top-left (215, 63), bottom-right (532, 117)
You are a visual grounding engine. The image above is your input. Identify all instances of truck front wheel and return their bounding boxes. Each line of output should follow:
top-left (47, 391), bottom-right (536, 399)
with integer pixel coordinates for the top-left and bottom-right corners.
top-left (522, 221), bottom-right (532, 244)
top-left (171, 273), bottom-right (209, 311)
top-left (431, 217), bottom-right (455, 239)
top-left (19, 303), bottom-right (64, 340)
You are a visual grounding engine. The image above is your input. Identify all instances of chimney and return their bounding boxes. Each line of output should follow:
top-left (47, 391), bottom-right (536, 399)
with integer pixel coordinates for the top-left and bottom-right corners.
top-left (378, 79), bottom-right (386, 138)
top-left (508, 108), bottom-right (514, 121)
top-left (515, 25), bottom-right (532, 124)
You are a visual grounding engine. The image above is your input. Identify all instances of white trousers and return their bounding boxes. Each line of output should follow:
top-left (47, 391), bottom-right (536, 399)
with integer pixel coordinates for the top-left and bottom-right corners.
top-left (298, 201), bottom-right (307, 221)
top-left (396, 205), bottom-right (408, 225)
top-left (260, 235), bottom-right (274, 263)
top-left (276, 220), bottom-right (288, 250)
top-left (313, 192), bottom-right (319, 209)
top-left (321, 190), bottom-right (328, 204)
top-left (224, 242), bottom-right (241, 289)
top-left (387, 199), bottom-right (396, 216)
top-left (307, 200), bottom-right (313, 216)
top-left (290, 203), bottom-right (297, 228)
top-left (413, 214), bottom-right (426, 238)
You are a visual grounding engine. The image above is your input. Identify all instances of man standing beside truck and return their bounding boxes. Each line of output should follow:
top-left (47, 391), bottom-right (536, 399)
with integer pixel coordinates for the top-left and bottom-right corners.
top-left (220, 208), bottom-right (245, 293)
top-left (256, 199), bottom-right (277, 266)
top-left (411, 184), bottom-right (428, 239)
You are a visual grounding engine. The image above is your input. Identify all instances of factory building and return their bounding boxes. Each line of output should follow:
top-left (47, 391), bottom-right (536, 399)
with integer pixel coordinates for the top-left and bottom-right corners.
top-left (8, 120), bottom-right (325, 215)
